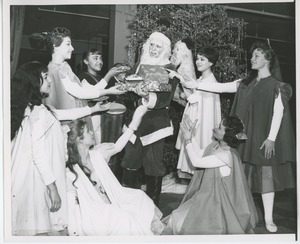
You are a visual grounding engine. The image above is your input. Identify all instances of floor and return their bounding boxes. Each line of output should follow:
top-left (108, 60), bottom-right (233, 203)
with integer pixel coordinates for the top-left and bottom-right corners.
top-left (159, 187), bottom-right (297, 236)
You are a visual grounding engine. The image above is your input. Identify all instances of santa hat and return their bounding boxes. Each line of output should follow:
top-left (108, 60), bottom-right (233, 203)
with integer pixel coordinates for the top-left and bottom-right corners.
top-left (149, 32), bottom-right (171, 46)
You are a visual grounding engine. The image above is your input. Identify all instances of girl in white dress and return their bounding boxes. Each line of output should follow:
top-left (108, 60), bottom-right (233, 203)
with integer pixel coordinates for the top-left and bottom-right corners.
top-left (65, 105), bottom-right (164, 235)
top-left (168, 47), bottom-right (222, 178)
top-left (11, 61), bottom-right (109, 236)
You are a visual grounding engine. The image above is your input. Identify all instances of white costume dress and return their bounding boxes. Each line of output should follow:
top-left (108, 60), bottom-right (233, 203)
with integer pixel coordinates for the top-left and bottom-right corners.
top-left (11, 105), bottom-right (68, 235)
top-left (176, 73), bottom-right (222, 176)
top-left (67, 147), bottom-right (163, 236)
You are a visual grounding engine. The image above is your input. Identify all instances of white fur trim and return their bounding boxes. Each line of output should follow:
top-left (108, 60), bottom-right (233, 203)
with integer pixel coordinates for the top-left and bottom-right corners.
top-left (122, 125), bottom-right (137, 144)
top-left (140, 123), bottom-right (173, 146)
top-left (142, 92), bottom-right (157, 109)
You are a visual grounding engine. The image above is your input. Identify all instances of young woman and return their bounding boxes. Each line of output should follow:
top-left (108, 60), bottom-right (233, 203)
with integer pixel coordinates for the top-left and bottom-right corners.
top-left (190, 41), bottom-right (296, 233)
top-left (78, 48), bottom-right (105, 86)
top-left (43, 27), bottom-right (126, 133)
top-left (168, 47), bottom-right (222, 178)
top-left (11, 61), bottom-right (109, 236)
top-left (163, 115), bottom-right (258, 234)
top-left (65, 105), bottom-right (164, 236)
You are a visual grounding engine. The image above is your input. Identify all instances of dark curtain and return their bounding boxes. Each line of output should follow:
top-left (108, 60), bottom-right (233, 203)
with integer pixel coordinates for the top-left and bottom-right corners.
top-left (10, 6), bottom-right (25, 75)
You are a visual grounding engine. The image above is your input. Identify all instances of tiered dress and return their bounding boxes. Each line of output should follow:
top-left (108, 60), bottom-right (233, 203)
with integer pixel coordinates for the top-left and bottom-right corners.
top-left (230, 76), bottom-right (295, 193)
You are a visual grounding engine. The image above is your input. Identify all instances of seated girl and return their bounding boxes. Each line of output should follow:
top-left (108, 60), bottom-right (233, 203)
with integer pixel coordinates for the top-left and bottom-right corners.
top-left (162, 115), bottom-right (258, 234)
top-left (65, 105), bottom-right (164, 236)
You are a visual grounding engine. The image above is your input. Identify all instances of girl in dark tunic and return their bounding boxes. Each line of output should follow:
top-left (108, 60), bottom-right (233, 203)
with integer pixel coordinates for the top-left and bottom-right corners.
top-left (193, 41), bottom-right (295, 233)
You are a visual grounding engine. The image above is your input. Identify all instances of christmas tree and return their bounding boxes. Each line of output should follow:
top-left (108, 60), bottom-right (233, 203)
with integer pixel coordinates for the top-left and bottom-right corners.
top-left (126, 4), bottom-right (247, 172)
top-left (128, 4), bottom-right (247, 115)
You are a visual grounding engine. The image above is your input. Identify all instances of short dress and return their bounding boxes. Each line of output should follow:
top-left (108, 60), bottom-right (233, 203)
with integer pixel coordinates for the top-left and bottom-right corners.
top-left (230, 76), bottom-right (295, 193)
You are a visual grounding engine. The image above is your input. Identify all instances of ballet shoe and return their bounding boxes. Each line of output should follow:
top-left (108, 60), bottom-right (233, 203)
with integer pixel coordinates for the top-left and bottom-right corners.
top-left (265, 221), bottom-right (278, 233)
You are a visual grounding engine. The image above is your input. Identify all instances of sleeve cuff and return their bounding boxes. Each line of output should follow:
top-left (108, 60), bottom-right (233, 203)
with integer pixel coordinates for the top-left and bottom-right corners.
top-left (95, 79), bottom-right (108, 89)
top-left (122, 125), bottom-right (136, 144)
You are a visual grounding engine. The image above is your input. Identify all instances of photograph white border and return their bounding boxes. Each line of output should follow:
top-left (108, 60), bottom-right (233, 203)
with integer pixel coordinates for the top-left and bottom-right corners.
top-left (2, 0), bottom-right (298, 243)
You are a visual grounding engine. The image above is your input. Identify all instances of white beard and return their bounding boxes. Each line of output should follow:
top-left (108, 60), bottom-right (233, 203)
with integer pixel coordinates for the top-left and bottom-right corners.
top-left (140, 51), bottom-right (170, 66)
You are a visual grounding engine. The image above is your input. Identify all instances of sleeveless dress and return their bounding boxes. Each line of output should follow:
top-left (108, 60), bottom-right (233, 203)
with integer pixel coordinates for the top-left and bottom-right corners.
top-left (176, 73), bottom-right (221, 176)
top-left (163, 142), bottom-right (258, 234)
top-left (44, 61), bottom-right (93, 130)
top-left (230, 76), bottom-right (295, 193)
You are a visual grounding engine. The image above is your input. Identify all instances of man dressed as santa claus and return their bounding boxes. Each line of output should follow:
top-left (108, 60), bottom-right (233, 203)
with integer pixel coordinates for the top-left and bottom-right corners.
top-left (121, 32), bottom-right (179, 206)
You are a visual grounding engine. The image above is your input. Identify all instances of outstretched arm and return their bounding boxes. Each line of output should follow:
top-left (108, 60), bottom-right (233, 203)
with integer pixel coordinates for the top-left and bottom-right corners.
top-left (185, 142), bottom-right (230, 168)
top-left (114, 105), bottom-right (148, 153)
top-left (180, 114), bottom-right (230, 169)
top-left (93, 105), bottom-right (148, 161)
top-left (52, 103), bottom-right (111, 121)
top-left (196, 79), bottom-right (241, 93)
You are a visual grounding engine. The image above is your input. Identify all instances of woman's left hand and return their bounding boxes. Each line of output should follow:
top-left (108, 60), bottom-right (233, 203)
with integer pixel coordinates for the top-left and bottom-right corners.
top-left (260, 139), bottom-right (275, 159)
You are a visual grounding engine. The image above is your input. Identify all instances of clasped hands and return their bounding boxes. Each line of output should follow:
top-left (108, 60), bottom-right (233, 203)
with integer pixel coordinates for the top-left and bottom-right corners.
top-left (180, 114), bottom-right (198, 143)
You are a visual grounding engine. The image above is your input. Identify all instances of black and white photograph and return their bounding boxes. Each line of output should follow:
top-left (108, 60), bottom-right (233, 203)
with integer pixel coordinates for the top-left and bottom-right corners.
top-left (2, 0), bottom-right (298, 242)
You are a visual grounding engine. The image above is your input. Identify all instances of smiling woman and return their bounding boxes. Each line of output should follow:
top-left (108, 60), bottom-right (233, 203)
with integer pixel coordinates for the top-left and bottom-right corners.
top-left (194, 41), bottom-right (296, 233)
top-left (43, 27), bottom-right (127, 134)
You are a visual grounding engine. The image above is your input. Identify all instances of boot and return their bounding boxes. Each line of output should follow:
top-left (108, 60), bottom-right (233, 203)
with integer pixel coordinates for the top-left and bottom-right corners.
top-left (146, 176), bottom-right (163, 207)
top-left (121, 168), bottom-right (141, 189)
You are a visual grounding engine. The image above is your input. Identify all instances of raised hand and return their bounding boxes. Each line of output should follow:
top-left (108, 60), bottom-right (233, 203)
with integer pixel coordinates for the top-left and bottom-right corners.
top-left (106, 66), bottom-right (131, 79)
top-left (165, 68), bottom-right (183, 81)
top-left (180, 114), bottom-right (198, 141)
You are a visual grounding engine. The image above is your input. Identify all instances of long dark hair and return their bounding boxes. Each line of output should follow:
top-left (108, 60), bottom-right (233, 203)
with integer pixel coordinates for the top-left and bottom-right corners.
top-left (242, 41), bottom-right (282, 86)
top-left (66, 119), bottom-right (96, 187)
top-left (11, 61), bottom-right (48, 139)
top-left (222, 116), bottom-right (246, 148)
